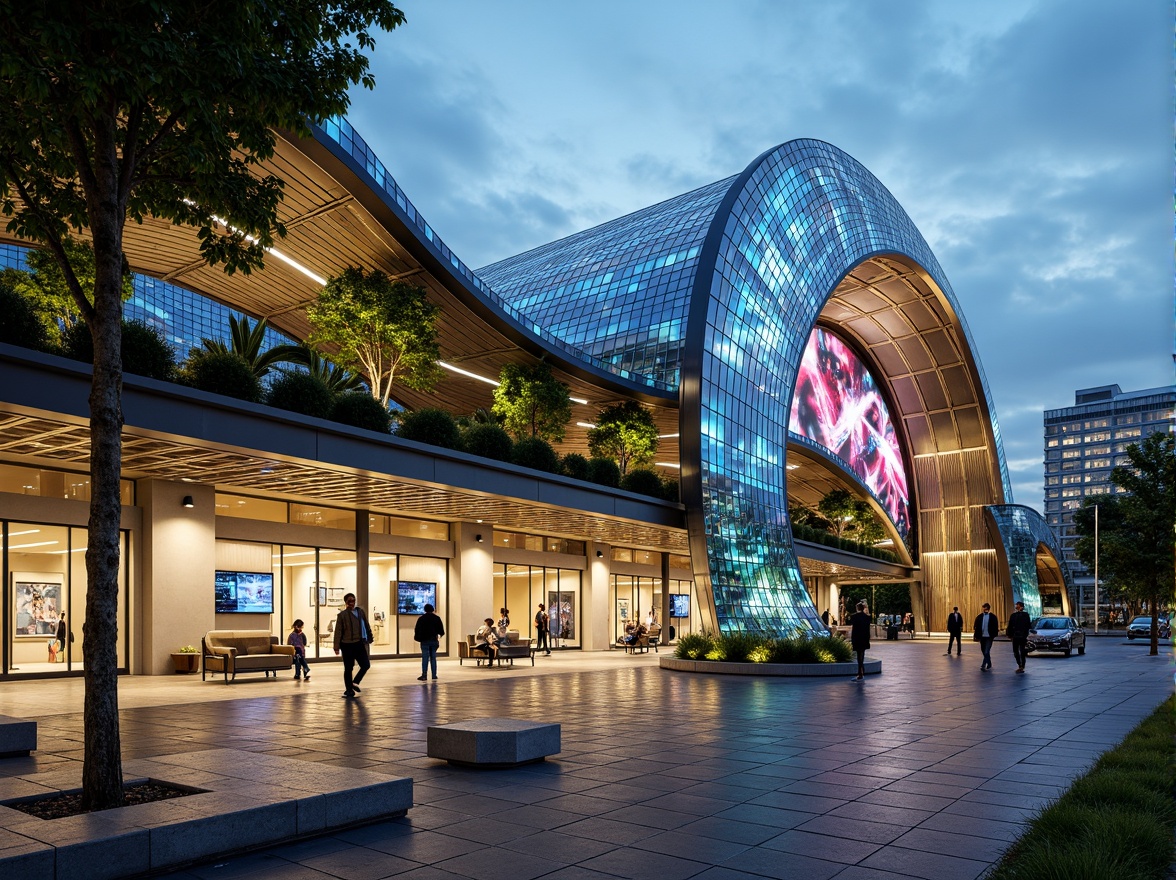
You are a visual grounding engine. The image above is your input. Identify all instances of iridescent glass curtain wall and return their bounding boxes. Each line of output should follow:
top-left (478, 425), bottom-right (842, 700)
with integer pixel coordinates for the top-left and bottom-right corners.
top-left (983, 505), bottom-right (1076, 620)
top-left (680, 140), bottom-right (1011, 635)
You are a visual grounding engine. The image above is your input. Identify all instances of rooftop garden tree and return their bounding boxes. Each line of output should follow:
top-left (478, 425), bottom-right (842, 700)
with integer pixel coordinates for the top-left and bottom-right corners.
top-left (586, 400), bottom-right (659, 476)
top-left (492, 360), bottom-right (572, 442)
top-left (0, 0), bottom-right (404, 810)
top-left (306, 267), bottom-right (441, 407)
top-left (1073, 433), bottom-right (1174, 656)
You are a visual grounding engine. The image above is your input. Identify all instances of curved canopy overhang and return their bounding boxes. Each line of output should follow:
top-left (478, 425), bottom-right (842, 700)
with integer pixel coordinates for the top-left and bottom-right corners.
top-left (984, 504), bottom-right (1077, 619)
top-left (0, 119), bottom-right (680, 466)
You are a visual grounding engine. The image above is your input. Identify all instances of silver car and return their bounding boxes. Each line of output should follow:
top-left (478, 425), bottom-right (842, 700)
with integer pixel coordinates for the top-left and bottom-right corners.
top-left (1025, 616), bottom-right (1085, 657)
top-left (1126, 617), bottom-right (1171, 640)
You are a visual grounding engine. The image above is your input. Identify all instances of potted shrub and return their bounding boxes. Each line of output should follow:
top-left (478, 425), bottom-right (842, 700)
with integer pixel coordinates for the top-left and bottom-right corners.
top-left (171, 645), bottom-right (200, 674)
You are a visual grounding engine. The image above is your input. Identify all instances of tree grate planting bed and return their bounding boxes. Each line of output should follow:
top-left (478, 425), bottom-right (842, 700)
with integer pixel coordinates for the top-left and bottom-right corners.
top-left (5, 780), bottom-right (200, 820)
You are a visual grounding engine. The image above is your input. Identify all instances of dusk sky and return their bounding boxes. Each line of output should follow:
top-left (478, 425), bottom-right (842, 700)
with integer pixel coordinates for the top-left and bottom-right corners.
top-left (345, 0), bottom-right (1172, 512)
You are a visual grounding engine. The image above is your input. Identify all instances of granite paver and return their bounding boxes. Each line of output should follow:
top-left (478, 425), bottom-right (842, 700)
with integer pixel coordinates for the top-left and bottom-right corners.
top-left (0, 638), bottom-right (1168, 879)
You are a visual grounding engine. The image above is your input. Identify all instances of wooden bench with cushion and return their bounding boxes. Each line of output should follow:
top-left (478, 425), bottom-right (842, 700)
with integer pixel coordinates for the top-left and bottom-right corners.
top-left (202, 630), bottom-right (295, 683)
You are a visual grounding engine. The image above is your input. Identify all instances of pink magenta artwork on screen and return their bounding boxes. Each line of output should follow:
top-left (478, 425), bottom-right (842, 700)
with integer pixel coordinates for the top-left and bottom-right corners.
top-left (789, 328), bottom-right (910, 535)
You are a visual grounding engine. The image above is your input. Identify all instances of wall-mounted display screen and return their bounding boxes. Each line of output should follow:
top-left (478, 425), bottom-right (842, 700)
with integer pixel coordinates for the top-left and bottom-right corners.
top-left (397, 581), bottom-right (436, 615)
top-left (670, 594), bottom-right (690, 618)
top-left (215, 571), bottom-right (274, 614)
top-left (789, 327), bottom-right (910, 535)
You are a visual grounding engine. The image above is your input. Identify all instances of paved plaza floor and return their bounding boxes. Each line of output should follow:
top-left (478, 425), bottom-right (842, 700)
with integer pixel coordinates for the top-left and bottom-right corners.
top-left (0, 638), bottom-right (1170, 880)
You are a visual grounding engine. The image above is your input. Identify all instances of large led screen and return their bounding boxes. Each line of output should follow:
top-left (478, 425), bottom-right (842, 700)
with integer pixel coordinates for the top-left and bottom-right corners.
top-left (215, 571), bottom-right (274, 614)
top-left (789, 328), bottom-right (910, 535)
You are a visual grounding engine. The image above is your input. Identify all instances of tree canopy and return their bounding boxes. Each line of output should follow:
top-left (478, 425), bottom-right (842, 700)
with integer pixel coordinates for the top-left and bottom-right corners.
top-left (307, 267), bottom-right (441, 407)
top-left (586, 401), bottom-right (659, 475)
top-left (1073, 432), bottom-right (1174, 655)
top-left (492, 361), bottom-right (572, 442)
top-left (0, 0), bottom-right (403, 810)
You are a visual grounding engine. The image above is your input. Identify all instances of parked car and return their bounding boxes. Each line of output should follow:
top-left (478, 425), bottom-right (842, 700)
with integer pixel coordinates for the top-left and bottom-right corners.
top-left (1126, 617), bottom-right (1171, 640)
top-left (1025, 616), bottom-right (1085, 657)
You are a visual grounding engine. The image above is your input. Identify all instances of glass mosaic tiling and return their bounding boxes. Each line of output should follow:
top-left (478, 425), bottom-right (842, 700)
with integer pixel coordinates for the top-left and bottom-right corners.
top-left (985, 504), bottom-right (1075, 619)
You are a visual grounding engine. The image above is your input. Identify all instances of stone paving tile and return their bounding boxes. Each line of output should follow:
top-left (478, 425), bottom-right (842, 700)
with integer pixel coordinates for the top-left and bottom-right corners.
top-left (299, 846), bottom-right (419, 880)
top-left (0, 641), bottom-right (1168, 880)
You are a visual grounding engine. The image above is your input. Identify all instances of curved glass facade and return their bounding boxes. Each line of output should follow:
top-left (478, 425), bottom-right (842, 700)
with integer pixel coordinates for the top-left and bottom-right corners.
top-left (984, 504), bottom-right (1074, 619)
top-left (683, 140), bottom-right (1009, 635)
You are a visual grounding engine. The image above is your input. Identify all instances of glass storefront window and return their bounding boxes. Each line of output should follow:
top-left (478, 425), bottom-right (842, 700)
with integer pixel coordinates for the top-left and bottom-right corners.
top-left (6, 522), bottom-right (128, 674)
top-left (0, 463), bottom-right (132, 505)
top-left (493, 563), bottom-right (580, 648)
top-left (388, 517), bottom-right (448, 540)
top-left (368, 552), bottom-right (397, 652)
top-left (215, 494), bottom-right (286, 522)
top-left (290, 504), bottom-right (353, 530)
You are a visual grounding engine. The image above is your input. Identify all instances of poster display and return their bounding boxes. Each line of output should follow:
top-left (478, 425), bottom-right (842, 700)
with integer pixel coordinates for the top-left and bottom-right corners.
top-left (548, 590), bottom-right (575, 640)
top-left (14, 575), bottom-right (63, 638)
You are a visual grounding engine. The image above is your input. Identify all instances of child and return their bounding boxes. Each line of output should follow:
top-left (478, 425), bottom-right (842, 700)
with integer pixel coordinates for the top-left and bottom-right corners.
top-left (288, 619), bottom-right (310, 680)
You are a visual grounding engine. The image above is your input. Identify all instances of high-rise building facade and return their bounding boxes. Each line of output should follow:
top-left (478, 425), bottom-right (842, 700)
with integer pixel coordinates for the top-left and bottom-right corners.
top-left (1043, 384), bottom-right (1176, 613)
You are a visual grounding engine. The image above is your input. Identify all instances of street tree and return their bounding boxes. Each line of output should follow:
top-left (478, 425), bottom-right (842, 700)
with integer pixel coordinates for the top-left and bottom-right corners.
top-left (492, 361), bottom-right (572, 442)
top-left (818, 489), bottom-right (856, 537)
top-left (1073, 433), bottom-right (1174, 656)
top-left (0, 0), bottom-right (404, 810)
top-left (586, 401), bottom-right (659, 476)
top-left (306, 267), bottom-right (440, 407)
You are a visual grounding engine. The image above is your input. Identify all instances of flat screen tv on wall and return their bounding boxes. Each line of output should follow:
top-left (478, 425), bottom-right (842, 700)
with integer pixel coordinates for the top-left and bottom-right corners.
top-left (670, 594), bottom-right (690, 618)
top-left (396, 581), bottom-right (436, 615)
top-left (215, 571), bottom-right (274, 614)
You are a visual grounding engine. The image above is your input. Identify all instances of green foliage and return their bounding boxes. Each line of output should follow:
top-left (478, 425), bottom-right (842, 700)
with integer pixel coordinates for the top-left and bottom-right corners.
top-left (396, 408), bottom-right (462, 450)
top-left (620, 468), bottom-right (663, 498)
top-left (814, 490), bottom-right (889, 545)
top-left (512, 437), bottom-right (560, 473)
top-left (560, 453), bottom-right (590, 481)
top-left (182, 350), bottom-right (263, 403)
top-left (288, 346), bottom-right (365, 393)
top-left (0, 276), bottom-right (49, 350)
top-left (817, 489), bottom-right (855, 537)
top-left (1073, 434), bottom-right (1175, 652)
top-left (587, 456), bottom-right (621, 488)
top-left (586, 400), bottom-right (659, 475)
top-left (672, 630), bottom-right (852, 664)
top-left (1, 243), bottom-right (133, 344)
top-left (331, 391), bottom-right (391, 433)
top-left (200, 315), bottom-right (301, 379)
top-left (988, 695), bottom-right (1175, 880)
top-left (789, 503), bottom-right (833, 532)
top-left (790, 521), bottom-right (898, 562)
top-left (462, 422), bottom-right (514, 461)
top-left (660, 476), bottom-right (680, 502)
top-left (492, 361), bottom-right (572, 442)
top-left (265, 371), bottom-right (336, 419)
top-left (307, 267), bottom-right (441, 406)
top-left (61, 319), bottom-right (176, 380)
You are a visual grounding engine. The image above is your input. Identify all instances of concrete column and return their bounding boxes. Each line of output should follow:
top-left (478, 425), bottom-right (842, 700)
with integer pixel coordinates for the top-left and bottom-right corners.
top-left (138, 480), bottom-right (216, 675)
top-left (585, 542), bottom-right (611, 651)
top-left (355, 510), bottom-right (369, 609)
top-left (453, 522), bottom-right (493, 640)
top-left (659, 552), bottom-right (671, 633)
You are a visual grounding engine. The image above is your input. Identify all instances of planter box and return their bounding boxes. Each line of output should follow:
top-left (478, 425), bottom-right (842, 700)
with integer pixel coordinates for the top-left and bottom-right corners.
top-left (660, 657), bottom-right (881, 676)
top-left (171, 653), bottom-right (200, 674)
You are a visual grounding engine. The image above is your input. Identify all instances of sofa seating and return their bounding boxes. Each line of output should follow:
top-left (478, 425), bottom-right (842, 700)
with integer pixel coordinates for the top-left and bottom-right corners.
top-left (202, 630), bottom-right (295, 683)
top-left (459, 632), bottom-right (534, 667)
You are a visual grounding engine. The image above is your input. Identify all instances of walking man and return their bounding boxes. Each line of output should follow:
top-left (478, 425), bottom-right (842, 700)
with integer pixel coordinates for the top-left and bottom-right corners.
top-left (413, 602), bottom-right (444, 681)
top-left (333, 592), bottom-right (373, 698)
top-left (1007, 601), bottom-right (1032, 674)
top-left (850, 600), bottom-right (872, 681)
top-left (946, 606), bottom-right (964, 656)
top-left (974, 602), bottom-right (999, 670)
top-left (535, 603), bottom-right (551, 655)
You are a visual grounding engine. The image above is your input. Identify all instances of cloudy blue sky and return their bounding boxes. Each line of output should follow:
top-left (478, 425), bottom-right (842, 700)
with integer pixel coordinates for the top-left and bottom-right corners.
top-left (344, 0), bottom-right (1172, 512)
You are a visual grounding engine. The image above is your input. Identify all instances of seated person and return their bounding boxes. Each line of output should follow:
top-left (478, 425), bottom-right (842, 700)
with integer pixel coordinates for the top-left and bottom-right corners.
top-left (623, 621), bottom-right (647, 646)
top-left (474, 618), bottom-right (500, 664)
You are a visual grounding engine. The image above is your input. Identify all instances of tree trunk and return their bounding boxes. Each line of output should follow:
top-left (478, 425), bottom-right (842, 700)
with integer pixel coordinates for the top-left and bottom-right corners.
top-left (80, 125), bottom-right (126, 811)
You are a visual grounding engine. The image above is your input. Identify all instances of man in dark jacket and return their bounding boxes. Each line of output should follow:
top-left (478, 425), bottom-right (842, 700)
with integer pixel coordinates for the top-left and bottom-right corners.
top-left (850, 601), bottom-right (872, 681)
top-left (1006, 601), bottom-right (1032, 674)
top-left (333, 593), bottom-right (374, 698)
top-left (413, 603), bottom-right (445, 681)
top-left (945, 606), bottom-right (964, 656)
top-left (973, 602), bottom-right (1000, 671)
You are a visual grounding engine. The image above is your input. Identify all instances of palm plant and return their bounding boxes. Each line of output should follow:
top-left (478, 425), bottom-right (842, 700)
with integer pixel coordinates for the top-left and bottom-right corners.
top-left (285, 345), bottom-right (366, 393)
top-left (200, 315), bottom-right (301, 379)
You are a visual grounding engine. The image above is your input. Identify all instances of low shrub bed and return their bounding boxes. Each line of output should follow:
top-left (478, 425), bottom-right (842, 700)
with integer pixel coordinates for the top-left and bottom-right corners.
top-left (988, 693), bottom-right (1175, 880)
top-left (674, 630), bottom-right (853, 664)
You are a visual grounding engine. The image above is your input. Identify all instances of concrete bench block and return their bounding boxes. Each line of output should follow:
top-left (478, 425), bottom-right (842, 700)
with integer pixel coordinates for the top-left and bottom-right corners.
top-left (427, 718), bottom-right (560, 767)
top-left (0, 715), bottom-right (36, 757)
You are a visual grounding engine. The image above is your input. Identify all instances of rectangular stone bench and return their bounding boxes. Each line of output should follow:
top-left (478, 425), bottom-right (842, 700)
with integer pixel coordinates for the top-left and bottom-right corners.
top-left (427, 718), bottom-right (559, 768)
top-left (0, 715), bottom-right (36, 757)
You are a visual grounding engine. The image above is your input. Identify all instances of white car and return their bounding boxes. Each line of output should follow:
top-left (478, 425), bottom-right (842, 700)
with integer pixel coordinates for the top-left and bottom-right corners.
top-left (1126, 617), bottom-right (1171, 640)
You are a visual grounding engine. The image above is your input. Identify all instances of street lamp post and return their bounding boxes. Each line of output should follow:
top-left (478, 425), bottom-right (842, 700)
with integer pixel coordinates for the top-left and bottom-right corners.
top-left (1094, 503), bottom-right (1099, 634)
